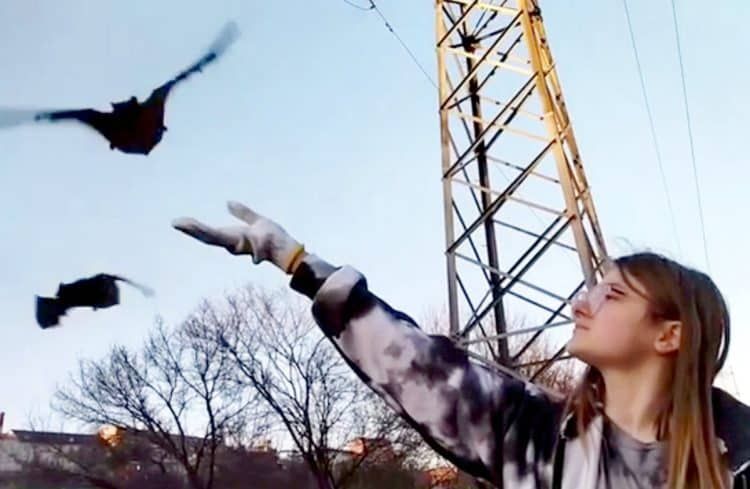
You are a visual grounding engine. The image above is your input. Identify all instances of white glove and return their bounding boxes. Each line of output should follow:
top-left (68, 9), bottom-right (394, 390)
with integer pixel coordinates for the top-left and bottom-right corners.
top-left (172, 201), bottom-right (306, 274)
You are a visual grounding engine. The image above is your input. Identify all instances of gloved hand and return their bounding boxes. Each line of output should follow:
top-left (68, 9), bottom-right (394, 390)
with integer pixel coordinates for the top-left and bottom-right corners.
top-left (172, 201), bottom-right (307, 274)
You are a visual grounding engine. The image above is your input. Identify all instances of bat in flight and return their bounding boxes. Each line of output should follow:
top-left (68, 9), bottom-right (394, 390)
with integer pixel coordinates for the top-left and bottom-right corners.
top-left (35, 273), bottom-right (154, 329)
top-left (0, 21), bottom-right (239, 155)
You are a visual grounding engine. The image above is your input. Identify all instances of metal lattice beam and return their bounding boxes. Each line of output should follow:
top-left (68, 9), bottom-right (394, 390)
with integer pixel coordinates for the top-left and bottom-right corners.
top-left (435, 0), bottom-right (609, 374)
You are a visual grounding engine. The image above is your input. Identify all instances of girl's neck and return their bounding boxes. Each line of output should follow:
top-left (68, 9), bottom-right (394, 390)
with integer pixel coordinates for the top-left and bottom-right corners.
top-left (601, 366), bottom-right (670, 443)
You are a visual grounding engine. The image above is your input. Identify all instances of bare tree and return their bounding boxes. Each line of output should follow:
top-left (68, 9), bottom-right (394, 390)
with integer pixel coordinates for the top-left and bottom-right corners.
top-left (186, 286), bottom-right (410, 489)
top-left (360, 395), bottom-right (436, 471)
top-left (51, 314), bottom-right (263, 489)
top-left (513, 336), bottom-right (580, 396)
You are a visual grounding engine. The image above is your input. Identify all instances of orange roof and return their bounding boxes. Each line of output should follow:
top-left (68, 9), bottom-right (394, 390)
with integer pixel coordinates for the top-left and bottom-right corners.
top-left (425, 466), bottom-right (458, 485)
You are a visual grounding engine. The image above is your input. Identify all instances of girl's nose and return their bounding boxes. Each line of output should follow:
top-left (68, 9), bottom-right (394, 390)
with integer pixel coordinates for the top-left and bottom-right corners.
top-left (571, 292), bottom-right (592, 319)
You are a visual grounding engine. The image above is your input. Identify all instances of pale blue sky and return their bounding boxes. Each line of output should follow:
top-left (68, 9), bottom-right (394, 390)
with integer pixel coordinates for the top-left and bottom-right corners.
top-left (1, 1), bottom-right (748, 431)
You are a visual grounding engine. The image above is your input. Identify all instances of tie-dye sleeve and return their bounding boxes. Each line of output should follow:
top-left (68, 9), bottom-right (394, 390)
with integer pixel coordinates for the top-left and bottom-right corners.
top-left (290, 255), bottom-right (565, 484)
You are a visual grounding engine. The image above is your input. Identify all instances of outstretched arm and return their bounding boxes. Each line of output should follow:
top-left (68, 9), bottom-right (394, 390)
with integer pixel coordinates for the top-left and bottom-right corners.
top-left (173, 201), bottom-right (565, 485)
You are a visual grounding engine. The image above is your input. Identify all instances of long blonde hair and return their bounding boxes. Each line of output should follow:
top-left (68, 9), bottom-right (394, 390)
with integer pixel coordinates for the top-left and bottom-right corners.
top-left (566, 252), bottom-right (730, 489)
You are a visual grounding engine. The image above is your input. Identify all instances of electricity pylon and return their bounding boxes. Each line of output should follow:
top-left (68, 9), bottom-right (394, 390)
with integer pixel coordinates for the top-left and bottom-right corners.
top-left (435, 0), bottom-right (608, 378)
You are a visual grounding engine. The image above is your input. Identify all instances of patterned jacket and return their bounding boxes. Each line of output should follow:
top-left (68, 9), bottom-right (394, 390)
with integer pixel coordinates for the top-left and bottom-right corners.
top-left (289, 256), bottom-right (750, 489)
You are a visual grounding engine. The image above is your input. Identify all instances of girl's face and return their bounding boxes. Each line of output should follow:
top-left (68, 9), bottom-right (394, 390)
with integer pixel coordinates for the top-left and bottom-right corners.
top-left (566, 267), bottom-right (668, 369)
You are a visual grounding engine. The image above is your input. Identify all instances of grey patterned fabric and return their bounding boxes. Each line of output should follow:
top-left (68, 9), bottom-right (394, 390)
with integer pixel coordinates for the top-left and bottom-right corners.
top-left (597, 419), bottom-right (667, 488)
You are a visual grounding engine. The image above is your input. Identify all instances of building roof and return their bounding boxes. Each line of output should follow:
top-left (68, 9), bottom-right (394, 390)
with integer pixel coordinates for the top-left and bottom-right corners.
top-left (8, 430), bottom-right (96, 445)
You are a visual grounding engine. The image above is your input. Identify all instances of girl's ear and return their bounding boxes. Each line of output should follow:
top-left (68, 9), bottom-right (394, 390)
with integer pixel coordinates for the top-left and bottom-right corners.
top-left (654, 320), bottom-right (681, 355)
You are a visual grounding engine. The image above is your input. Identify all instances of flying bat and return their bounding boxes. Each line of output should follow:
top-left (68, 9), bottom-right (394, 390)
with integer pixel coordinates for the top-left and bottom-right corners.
top-left (0, 21), bottom-right (239, 155)
top-left (35, 273), bottom-right (154, 329)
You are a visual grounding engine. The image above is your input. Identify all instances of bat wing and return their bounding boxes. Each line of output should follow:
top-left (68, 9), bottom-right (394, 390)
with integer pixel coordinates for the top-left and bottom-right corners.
top-left (109, 275), bottom-right (155, 298)
top-left (33, 108), bottom-right (118, 141)
top-left (0, 106), bottom-right (109, 133)
top-left (0, 107), bottom-right (54, 129)
top-left (146, 21), bottom-right (240, 104)
top-left (35, 296), bottom-right (67, 329)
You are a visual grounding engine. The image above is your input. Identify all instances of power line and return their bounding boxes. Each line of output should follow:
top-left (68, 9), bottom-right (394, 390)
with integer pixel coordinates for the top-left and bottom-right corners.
top-left (342, 0), bottom-right (373, 11)
top-left (362, 1), bottom-right (437, 88)
top-left (669, 1), bottom-right (742, 401)
top-left (620, 0), bottom-right (683, 259)
top-left (670, 0), bottom-right (711, 272)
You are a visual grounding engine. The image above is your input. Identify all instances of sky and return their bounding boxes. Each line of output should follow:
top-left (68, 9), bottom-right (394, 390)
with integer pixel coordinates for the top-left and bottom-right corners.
top-left (0, 0), bottom-right (748, 431)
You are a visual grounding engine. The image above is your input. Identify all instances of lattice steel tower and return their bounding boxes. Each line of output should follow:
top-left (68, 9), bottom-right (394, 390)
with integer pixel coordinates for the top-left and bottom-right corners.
top-left (435, 0), bottom-right (609, 378)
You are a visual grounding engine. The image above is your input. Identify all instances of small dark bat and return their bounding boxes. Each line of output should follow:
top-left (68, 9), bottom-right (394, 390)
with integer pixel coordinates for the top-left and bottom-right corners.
top-left (0, 21), bottom-right (238, 155)
top-left (35, 273), bottom-right (154, 329)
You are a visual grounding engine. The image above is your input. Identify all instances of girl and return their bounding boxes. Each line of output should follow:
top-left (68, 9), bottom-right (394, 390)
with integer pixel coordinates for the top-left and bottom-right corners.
top-left (173, 201), bottom-right (750, 489)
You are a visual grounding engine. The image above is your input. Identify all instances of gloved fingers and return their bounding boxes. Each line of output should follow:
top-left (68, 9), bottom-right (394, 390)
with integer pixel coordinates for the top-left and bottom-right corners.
top-left (172, 217), bottom-right (242, 250)
top-left (227, 200), bottom-right (262, 226)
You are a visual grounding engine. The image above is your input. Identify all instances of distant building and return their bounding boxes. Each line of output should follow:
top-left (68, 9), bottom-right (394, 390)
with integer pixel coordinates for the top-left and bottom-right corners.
top-left (0, 426), bottom-right (97, 474)
top-left (336, 437), bottom-right (399, 465)
top-left (0, 412), bottom-right (282, 485)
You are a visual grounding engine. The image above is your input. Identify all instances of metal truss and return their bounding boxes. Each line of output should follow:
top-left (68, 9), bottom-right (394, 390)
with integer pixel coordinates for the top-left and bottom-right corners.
top-left (435, 0), bottom-right (609, 379)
